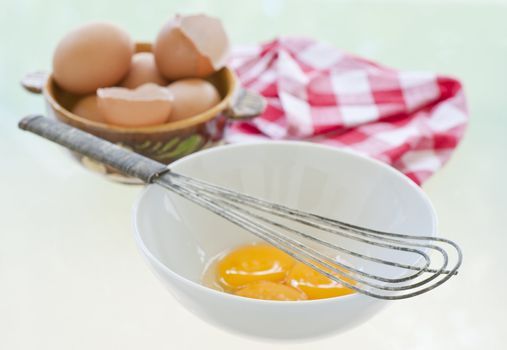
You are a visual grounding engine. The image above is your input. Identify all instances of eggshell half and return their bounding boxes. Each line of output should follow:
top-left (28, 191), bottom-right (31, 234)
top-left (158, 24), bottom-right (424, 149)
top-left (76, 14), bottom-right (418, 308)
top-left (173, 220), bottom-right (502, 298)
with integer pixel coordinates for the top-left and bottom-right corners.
top-left (97, 83), bottom-right (173, 127)
top-left (154, 14), bottom-right (230, 80)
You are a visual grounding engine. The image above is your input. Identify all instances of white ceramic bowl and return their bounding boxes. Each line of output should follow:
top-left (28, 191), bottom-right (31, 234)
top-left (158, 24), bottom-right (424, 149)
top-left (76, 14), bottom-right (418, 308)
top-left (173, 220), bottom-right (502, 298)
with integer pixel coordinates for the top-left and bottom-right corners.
top-left (132, 142), bottom-right (437, 340)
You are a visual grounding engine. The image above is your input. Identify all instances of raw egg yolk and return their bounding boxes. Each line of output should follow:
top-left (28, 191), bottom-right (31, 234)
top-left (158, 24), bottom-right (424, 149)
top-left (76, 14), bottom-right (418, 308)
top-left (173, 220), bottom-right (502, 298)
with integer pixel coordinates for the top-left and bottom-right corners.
top-left (235, 281), bottom-right (307, 301)
top-left (217, 244), bottom-right (295, 290)
top-left (287, 262), bottom-right (355, 299)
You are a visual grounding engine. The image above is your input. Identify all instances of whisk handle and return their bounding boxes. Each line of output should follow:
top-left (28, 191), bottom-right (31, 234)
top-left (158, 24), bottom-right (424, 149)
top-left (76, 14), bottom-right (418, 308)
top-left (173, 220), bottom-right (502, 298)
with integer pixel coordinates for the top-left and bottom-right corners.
top-left (19, 115), bottom-right (168, 183)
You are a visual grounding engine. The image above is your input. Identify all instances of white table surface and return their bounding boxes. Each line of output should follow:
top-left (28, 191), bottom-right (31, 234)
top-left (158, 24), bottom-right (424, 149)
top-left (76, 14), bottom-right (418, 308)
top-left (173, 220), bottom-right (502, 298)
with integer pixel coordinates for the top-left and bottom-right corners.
top-left (1, 0), bottom-right (506, 349)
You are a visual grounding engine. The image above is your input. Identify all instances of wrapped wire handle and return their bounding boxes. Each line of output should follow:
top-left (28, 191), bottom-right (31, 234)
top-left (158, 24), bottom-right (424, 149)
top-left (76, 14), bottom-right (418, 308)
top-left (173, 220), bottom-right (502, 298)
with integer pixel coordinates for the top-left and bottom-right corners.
top-left (19, 115), bottom-right (169, 183)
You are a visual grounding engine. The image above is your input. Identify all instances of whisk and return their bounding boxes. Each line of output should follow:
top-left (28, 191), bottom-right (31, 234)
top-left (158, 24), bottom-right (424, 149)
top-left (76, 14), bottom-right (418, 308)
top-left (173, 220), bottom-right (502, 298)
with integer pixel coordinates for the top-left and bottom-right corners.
top-left (19, 115), bottom-right (462, 300)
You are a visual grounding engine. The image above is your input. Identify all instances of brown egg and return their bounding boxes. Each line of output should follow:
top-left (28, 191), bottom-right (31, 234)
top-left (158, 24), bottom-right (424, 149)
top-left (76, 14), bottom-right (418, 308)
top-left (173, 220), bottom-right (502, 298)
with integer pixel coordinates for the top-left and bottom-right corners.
top-left (120, 52), bottom-right (168, 89)
top-left (53, 22), bottom-right (134, 94)
top-left (97, 83), bottom-right (173, 127)
top-left (71, 95), bottom-right (105, 123)
top-left (168, 79), bottom-right (221, 121)
top-left (154, 14), bottom-right (230, 80)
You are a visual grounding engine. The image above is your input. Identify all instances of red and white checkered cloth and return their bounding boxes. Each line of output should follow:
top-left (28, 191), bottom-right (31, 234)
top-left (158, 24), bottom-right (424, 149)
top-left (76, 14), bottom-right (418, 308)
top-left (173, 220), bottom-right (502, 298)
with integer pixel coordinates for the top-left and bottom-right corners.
top-left (226, 37), bottom-right (468, 185)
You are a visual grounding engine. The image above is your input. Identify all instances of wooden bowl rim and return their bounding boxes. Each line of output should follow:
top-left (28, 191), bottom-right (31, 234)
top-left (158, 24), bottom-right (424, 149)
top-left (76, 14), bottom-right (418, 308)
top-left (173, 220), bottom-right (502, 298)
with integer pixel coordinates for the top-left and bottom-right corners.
top-left (43, 43), bottom-right (237, 134)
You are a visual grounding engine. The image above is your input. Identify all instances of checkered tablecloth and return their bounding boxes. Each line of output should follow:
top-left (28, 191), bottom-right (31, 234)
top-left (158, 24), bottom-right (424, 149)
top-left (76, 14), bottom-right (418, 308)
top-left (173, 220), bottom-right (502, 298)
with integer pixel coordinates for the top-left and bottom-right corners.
top-left (227, 37), bottom-right (468, 185)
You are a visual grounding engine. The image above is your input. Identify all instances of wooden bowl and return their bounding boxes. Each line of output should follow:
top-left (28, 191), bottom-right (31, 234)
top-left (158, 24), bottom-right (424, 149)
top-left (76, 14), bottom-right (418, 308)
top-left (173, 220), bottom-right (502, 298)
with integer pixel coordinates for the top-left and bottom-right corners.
top-left (22, 43), bottom-right (265, 183)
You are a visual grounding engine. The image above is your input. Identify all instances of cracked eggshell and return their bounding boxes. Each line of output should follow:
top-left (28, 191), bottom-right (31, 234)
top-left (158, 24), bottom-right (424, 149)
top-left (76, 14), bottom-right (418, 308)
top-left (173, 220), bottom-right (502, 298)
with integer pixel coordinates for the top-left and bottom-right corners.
top-left (120, 52), bottom-right (168, 89)
top-left (167, 78), bottom-right (221, 121)
top-left (154, 14), bottom-right (230, 80)
top-left (52, 22), bottom-right (134, 94)
top-left (97, 83), bottom-right (173, 127)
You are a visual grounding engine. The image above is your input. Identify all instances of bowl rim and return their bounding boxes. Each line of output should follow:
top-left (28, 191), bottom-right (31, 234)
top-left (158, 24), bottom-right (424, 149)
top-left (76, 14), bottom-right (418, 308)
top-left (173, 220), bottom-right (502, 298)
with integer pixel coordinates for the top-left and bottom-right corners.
top-left (132, 141), bottom-right (438, 305)
top-left (43, 42), bottom-right (238, 134)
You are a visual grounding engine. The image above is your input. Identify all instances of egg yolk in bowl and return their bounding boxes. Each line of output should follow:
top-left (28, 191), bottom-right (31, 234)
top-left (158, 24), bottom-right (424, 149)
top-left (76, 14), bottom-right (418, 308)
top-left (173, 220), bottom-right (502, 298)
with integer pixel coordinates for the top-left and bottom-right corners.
top-left (235, 281), bottom-right (307, 301)
top-left (203, 243), bottom-right (355, 301)
top-left (287, 262), bottom-right (356, 299)
top-left (216, 244), bottom-right (295, 290)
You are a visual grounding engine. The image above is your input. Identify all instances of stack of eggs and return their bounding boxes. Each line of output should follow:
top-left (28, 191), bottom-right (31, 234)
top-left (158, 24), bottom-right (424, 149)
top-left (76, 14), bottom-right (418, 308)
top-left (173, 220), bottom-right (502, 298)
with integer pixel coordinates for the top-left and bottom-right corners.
top-left (53, 14), bottom-right (229, 127)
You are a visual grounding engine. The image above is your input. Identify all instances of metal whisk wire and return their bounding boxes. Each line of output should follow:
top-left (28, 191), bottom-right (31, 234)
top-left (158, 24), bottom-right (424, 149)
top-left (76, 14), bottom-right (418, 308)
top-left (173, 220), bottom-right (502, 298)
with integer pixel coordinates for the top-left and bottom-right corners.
top-left (19, 115), bottom-right (462, 301)
top-left (155, 171), bottom-right (462, 300)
